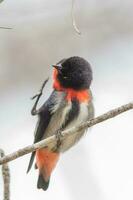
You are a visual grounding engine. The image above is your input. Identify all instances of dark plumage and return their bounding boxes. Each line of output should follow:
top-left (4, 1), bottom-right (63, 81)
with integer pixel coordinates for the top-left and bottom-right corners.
top-left (56, 56), bottom-right (92, 90)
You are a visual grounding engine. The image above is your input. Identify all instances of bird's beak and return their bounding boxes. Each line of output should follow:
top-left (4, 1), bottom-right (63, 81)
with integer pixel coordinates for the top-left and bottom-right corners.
top-left (52, 64), bottom-right (62, 71)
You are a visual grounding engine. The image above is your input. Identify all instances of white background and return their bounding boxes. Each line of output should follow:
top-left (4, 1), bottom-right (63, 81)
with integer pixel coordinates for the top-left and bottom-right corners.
top-left (0, 0), bottom-right (133, 199)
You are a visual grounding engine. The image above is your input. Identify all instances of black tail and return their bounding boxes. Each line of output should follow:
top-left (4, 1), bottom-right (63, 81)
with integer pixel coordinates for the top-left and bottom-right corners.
top-left (37, 174), bottom-right (50, 191)
top-left (27, 152), bottom-right (35, 173)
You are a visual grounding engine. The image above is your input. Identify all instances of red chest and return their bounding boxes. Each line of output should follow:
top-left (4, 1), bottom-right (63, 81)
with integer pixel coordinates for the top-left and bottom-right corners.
top-left (53, 68), bottom-right (91, 102)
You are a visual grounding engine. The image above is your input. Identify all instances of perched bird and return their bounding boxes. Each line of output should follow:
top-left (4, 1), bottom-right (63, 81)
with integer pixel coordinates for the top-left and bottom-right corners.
top-left (27, 56), bottom-right (94, 190)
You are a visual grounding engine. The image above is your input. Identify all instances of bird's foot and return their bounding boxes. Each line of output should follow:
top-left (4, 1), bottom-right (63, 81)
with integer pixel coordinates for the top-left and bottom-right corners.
top-left (31, 78), bottom-right (49, 100)
top-left (56, 130), bottom-right (64, 150)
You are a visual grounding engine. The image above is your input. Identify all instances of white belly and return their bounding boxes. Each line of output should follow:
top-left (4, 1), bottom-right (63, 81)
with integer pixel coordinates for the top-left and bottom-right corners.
top-left (59, 102), bottom-right (89, 152)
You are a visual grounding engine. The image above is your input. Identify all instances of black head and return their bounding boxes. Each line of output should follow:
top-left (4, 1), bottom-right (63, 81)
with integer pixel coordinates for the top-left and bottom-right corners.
top-left (53, 56), bottom-right (93, 90)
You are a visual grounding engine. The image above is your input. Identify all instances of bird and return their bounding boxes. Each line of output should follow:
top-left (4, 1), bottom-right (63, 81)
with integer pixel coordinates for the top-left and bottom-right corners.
top-left (27, 56), bottom-right (94, 191)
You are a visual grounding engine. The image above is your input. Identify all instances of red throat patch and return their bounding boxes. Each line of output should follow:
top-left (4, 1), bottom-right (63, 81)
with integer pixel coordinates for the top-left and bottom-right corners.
top-left (53, 68), bottom-right (91, 102)
top-left (65, 89), bottom-right (90, 102)
top-left (53, 68), bottom-right (63, 91)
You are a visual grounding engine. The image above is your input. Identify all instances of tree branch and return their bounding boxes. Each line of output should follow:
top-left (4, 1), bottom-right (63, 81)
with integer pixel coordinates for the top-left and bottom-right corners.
top-left (0, 149), bottom-right (10, 200)
top-left (0, 27), bottom-right (12, 30)
top-left (0, 102), bottom-right (133, 165)
top-left (0, 0), bottom-right (12, 30)
top-left (71, 0), bottom-right (81, 35)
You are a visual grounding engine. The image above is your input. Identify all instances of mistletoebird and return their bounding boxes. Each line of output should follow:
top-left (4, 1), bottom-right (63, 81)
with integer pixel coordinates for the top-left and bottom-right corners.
top-left (27, 56), bottom-right (94, 190)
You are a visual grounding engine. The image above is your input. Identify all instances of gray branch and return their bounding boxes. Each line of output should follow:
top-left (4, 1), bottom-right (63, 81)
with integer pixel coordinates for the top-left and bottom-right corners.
top-left (0, 149), bottom-right (10, 200)
top-left (71, 0), bottom-right (81, 35)
top-left (0, 27), bottom-right (12, 30)
top-left (0, 102), bottom-right (133, 165)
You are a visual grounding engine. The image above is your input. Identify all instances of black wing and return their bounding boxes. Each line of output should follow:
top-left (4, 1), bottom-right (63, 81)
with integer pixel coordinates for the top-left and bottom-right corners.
top-left (27, 91), bottom-right (56, 173)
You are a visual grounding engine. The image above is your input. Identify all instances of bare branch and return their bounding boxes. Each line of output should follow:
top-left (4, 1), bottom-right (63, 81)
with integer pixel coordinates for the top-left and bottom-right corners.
top-left (0, 149), bottom-right (10, 200)
top-left (0, 1), bottom-right (12, 30)
top-left (0, 102), bottom-right (133, 165)
top-left (0, 27), bottom-right (12, 30)
top-left (71, 0), bottom-right (81, 35)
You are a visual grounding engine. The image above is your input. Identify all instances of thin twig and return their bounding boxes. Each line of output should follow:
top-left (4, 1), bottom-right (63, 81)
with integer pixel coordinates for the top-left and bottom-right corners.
top-left (71, 0), bottom-right (81, 35)
top-left (0, 149), bottom-right (10, 200)
top-left (0, 27), bottom-right (12, 30)
top-left (0, 102), bottom-right (133, 165)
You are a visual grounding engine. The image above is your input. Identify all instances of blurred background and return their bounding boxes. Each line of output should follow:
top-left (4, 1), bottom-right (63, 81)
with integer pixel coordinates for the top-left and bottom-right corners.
top-left (0, 0), bottom-right (133, 199)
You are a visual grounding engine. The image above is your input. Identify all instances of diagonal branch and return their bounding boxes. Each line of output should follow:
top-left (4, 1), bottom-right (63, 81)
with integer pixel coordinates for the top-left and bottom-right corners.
top-left (0, 149), bottom-right (10, 200)
top-left (0, 102), bottom-right (133, 165)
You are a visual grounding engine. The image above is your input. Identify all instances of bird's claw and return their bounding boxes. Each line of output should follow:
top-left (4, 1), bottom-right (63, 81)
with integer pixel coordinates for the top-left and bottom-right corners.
top-left (56, 130), bottom-right (63, 150)
top-left (30, 77), bottom-right (49, 100)
top-left (31, 91), bottom-right (42, 100)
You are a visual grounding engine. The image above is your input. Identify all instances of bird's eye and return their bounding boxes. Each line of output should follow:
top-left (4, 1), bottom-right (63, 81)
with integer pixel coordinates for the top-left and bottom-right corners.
top-left (63, 76), bottom-right (68, 79)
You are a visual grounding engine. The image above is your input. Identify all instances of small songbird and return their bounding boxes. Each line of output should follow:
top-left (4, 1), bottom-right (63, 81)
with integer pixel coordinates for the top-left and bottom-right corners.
top-left (27, 56), bottom-right (94, 190)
